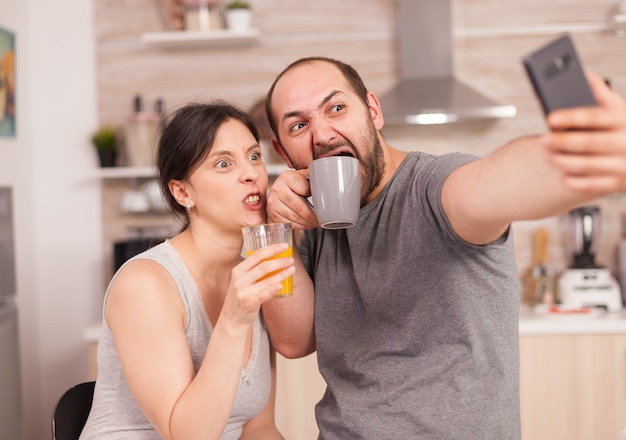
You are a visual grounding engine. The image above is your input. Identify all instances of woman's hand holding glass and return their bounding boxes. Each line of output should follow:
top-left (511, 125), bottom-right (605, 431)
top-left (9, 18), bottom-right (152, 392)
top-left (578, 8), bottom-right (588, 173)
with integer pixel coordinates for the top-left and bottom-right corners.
top-left (222, 243), bottom-right (295, 328)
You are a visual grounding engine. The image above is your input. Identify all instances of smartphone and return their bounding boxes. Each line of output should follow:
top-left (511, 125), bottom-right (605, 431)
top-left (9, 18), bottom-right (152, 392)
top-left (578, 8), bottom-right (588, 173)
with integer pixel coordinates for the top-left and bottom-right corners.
top-left (522, 33), bottom-right (597, 115)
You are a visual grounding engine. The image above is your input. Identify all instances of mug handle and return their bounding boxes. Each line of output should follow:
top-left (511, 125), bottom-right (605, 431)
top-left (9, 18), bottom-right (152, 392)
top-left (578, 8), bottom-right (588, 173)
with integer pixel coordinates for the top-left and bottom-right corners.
top-left (301, 176), bottom-right (315, 212)
top-left (301, 195), bottom-right (314, 211)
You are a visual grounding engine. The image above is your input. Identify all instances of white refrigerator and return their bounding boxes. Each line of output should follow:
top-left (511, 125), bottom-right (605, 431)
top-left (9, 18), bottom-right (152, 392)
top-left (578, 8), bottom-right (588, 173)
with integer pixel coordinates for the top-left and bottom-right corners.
top-left (0, 187), bottom-right (21, 439)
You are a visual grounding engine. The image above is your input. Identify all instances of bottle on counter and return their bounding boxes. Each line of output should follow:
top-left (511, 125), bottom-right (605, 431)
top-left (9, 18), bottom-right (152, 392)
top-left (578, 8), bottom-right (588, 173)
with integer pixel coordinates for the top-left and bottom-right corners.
top-left (123, 95), bottom-right (163, 167)
top-left (523, 227), bottom-right (556, 306)
top-left (182, 0), bottom-right (225, 32)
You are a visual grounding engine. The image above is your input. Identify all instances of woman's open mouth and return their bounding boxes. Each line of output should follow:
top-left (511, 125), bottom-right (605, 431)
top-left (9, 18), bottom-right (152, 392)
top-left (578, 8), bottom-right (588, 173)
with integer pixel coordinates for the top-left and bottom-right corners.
top-left (244, 194), bottom-right (261, 205)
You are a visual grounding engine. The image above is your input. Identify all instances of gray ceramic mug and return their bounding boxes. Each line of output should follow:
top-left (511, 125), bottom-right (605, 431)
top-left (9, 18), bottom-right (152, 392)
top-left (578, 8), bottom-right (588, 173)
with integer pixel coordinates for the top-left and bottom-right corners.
top-left (304, 156), bottom-right (360, 229)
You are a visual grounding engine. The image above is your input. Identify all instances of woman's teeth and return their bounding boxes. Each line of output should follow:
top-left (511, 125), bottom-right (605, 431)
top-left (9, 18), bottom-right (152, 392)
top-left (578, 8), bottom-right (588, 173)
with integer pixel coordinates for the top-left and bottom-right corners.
top-left (245, 194), bottom-right (260, 205)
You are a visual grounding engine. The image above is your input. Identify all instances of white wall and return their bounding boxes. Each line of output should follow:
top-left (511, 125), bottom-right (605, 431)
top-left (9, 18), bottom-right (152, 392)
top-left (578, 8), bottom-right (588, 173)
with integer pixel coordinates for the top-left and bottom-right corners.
top-left (0, 1), bottom-right (103, 439)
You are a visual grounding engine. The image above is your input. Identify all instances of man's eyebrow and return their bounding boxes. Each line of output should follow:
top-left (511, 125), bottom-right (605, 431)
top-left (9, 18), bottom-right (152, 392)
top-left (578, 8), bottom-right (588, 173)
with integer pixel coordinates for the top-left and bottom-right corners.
top-left (281, 90), bottom-right (342, 123)
top-left (319, 90), bottom-right (341, 110)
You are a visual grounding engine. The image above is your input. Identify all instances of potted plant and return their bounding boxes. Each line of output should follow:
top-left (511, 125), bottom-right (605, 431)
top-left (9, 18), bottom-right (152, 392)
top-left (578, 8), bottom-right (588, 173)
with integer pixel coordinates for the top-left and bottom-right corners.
top-left (225, 1), bottom-right (252, 32)
top-left (226, 1), bottom-right (250, 10)
top-left (90, 126), bottom-right (118, 167)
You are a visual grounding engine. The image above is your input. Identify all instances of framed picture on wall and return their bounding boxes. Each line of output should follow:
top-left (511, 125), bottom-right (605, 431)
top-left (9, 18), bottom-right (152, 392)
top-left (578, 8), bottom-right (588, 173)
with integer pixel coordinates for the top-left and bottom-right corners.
top-left (0, 27), bottom-right (15, 137)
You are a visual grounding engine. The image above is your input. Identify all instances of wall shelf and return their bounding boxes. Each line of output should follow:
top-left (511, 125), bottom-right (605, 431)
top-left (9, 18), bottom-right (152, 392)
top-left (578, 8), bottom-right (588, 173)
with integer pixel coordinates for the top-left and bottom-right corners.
top-left (96, 163), bottom-right (288, 179)
top-left (141, 29), bottom-right (260, 50)
top-left (97, 166), bottom-right (156, 179)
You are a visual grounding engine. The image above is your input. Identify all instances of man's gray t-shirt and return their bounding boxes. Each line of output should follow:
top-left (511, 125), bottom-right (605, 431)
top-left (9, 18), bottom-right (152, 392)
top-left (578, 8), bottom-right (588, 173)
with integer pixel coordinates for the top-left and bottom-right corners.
top-left (299, 151), bottom-right (520, 439)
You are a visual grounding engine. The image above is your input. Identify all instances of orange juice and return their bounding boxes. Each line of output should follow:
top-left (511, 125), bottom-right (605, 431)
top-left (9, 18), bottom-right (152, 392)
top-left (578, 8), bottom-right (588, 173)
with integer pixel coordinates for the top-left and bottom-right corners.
top-left (246, 245), bottom-right (293, 297)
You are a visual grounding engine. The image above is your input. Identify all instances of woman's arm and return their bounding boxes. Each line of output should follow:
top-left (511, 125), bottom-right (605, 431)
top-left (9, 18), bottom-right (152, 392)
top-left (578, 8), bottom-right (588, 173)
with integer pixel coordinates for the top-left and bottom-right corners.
top-left (107, 259), bottom-right (246, 440)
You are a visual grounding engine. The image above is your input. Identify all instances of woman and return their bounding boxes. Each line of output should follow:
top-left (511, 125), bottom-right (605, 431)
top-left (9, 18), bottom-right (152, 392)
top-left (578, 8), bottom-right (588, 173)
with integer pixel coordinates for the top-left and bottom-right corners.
top-left (81, 101), bottom-right (295, 439)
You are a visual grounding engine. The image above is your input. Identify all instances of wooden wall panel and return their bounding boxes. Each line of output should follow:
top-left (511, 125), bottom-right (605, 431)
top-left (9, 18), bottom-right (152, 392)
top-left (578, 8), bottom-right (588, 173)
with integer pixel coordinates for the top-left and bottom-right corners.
top-left (94, 0), bottom-right (166, 40)
top-left (94, 0), bottom-right (626, 284)
top-left (96, 39), bottom-right (396, 125)
top-left (455, 0), bottom-right (616, 29)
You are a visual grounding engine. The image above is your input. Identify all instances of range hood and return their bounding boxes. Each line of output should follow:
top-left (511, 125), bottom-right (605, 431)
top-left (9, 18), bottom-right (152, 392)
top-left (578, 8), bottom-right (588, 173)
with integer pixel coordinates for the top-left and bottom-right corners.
top-left (379, 0), bottom-right (516, 125)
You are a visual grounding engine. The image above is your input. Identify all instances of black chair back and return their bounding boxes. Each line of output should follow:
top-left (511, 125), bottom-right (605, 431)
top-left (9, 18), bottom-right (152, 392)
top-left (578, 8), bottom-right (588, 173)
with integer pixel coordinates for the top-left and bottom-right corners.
top-left (51, 381), bottom-right (95, 440)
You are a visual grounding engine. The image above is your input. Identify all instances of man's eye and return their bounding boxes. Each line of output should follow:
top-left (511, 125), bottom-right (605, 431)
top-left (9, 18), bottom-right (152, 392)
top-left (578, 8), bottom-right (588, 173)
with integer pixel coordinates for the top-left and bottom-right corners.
top-left (289, 122), bottom-right (306, 132)
top-left (216, 160), bottom-right (230, 169)
top-left (331, 104), bottom-right (344, 113)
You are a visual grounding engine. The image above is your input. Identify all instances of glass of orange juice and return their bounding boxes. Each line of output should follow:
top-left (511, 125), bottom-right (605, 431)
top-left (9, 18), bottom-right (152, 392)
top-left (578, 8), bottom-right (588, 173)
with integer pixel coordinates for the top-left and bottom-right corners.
top-left (241, 223), bottom-right (293, 298)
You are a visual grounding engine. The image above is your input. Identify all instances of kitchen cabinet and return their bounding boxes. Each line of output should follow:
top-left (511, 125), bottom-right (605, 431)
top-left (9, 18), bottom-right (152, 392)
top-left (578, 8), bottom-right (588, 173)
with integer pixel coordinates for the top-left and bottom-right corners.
top-left (275, 353), bottom-right (325, 440)
top-left (519, 333), bottom-right (626, 440)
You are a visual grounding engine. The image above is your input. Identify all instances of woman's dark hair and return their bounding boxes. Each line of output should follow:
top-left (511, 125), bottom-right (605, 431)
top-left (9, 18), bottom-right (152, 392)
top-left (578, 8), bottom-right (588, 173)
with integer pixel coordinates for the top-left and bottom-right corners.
top-left (157, 100), bottom-right (260, 230)
top-left (265, 56), bottom-right (369, 142)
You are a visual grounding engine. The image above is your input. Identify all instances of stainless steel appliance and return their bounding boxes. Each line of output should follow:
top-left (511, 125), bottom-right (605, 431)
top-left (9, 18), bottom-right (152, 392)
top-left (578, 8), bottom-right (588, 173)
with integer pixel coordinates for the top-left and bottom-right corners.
top-left (558, 206), bottom-right (622, 312)
top-left (113, 237), bottom-right (164, 273)
top-left (113, 226), bottom-right (169, 274)
top-left (0, 187), bottom-right (21, 439)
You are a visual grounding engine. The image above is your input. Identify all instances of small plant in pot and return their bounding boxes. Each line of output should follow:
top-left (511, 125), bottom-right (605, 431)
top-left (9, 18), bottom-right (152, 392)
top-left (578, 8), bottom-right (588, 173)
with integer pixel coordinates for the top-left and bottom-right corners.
top-left (226, 1), bottom-right (250, 10)
top-left (225, 1), bottom-right (252, 32)
top-left (91, 126), bottom-right (118, 167)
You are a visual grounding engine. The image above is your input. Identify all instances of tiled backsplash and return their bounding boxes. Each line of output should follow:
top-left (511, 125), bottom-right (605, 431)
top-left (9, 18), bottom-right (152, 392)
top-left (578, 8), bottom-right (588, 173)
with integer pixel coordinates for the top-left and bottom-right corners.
top-left (94, 0), bottom-right (626, 290)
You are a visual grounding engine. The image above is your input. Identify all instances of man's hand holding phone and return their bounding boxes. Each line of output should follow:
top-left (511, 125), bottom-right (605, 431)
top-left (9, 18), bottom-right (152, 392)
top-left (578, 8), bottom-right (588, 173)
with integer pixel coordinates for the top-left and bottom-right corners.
top-left (523, 35), bottom-right (626, 194)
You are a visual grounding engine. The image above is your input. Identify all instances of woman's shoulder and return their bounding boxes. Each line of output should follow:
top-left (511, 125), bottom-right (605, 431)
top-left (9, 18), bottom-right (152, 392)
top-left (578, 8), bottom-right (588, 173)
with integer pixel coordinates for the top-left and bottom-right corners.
top-left (105, 243), bottom-right (184, 327)
top-left (111, 240), bottom-right (175, 280)
top-left (108, 241), bottom-right (180, 300)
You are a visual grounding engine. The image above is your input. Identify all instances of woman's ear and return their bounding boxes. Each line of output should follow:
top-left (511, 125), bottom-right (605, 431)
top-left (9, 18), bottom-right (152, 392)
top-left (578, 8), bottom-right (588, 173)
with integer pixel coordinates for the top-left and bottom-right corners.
top-left (168, 179), bottom-right (190, 208)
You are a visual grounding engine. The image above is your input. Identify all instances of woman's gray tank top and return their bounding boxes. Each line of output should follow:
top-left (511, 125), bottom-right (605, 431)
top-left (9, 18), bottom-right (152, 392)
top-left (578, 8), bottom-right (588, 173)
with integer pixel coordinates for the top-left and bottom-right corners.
top-left (80, 240), bottom-right (271, 440)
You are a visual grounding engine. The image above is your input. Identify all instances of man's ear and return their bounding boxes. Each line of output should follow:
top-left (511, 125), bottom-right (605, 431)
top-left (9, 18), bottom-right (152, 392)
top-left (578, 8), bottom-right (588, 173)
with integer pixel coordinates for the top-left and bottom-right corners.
top-left (366, 91), bottom-right (385, 130)
top-left (272, 137), bottom-right (295, 169)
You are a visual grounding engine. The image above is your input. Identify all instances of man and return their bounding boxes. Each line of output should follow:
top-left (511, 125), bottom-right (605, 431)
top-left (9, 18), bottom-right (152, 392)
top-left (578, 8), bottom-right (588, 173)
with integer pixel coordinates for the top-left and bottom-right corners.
top-left (261, 56), bottom-right (626, 439)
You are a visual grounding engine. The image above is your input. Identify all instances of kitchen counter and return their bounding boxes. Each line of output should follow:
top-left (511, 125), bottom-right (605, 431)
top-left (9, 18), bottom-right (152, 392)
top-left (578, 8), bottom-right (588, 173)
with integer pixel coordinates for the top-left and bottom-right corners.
top-left (519, 304), bottom-right (626, 336)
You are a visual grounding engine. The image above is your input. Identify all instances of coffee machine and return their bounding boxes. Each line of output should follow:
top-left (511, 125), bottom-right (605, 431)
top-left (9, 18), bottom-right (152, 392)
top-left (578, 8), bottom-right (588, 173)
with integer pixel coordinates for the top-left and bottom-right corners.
top-left (558, 206), bottom-right (622, 312)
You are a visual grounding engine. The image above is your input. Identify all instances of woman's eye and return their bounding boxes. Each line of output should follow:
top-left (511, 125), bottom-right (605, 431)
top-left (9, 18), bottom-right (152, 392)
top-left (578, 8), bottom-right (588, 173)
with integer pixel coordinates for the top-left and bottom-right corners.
top-left (250, 152), bottom-right (261, 162)
top-left (216, 160), bottom-right (230, 169)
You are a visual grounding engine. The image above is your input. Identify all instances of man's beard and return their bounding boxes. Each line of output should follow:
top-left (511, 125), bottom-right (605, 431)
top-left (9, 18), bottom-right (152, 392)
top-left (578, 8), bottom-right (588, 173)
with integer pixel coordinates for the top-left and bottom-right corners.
top-left (358, 119), bottom-right (385, 205)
